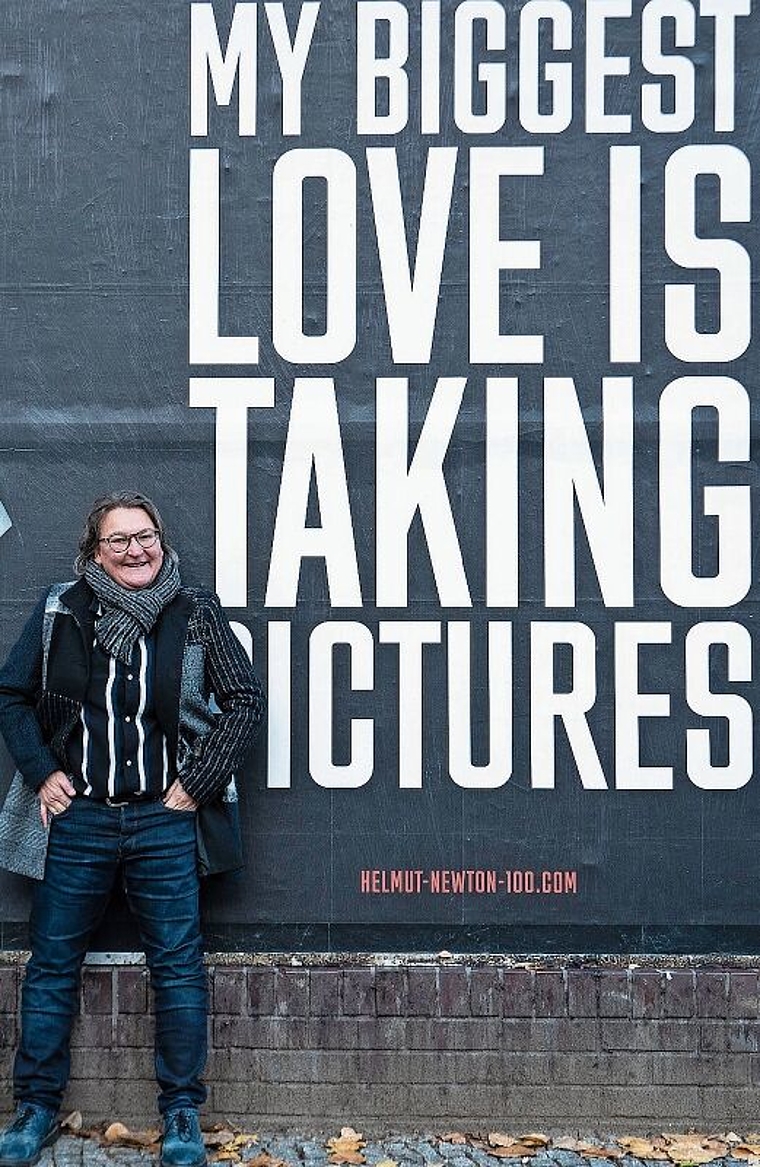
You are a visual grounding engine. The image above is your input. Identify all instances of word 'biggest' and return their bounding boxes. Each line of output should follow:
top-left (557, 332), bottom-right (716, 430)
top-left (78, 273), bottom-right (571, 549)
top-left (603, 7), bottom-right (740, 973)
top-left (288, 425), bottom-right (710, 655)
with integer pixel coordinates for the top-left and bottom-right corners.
top-left (189, 1), bottom-right (749, 137)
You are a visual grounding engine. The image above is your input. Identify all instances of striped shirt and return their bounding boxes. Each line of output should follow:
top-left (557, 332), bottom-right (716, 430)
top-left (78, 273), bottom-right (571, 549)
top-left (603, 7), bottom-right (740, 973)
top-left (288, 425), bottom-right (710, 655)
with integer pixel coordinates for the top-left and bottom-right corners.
top-left (67, 630), bottom-right (172, 799)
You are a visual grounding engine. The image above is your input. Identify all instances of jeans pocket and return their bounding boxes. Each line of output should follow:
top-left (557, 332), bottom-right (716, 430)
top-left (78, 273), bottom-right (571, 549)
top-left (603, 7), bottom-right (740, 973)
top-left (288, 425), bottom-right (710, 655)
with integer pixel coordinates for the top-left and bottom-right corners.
top-left (51, 797), bottom-right (77, 822)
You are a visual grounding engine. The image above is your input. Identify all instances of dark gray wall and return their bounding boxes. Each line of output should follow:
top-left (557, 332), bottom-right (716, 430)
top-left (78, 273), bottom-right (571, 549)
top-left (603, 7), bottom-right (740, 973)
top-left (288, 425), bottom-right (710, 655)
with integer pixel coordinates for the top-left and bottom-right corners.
top-left (0, 1), bottom-right (758, 951)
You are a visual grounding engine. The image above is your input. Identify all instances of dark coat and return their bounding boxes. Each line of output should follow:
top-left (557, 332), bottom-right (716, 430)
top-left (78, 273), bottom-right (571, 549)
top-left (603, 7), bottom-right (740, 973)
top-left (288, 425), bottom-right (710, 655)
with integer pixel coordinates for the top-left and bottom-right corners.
top-left (0, 578), bottom-right (266, 875)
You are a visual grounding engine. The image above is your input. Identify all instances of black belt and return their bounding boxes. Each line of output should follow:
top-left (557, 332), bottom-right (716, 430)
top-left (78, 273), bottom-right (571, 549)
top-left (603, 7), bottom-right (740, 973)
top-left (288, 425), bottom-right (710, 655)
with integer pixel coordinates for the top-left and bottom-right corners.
top-left (91, 793), bottom-right (163, 808)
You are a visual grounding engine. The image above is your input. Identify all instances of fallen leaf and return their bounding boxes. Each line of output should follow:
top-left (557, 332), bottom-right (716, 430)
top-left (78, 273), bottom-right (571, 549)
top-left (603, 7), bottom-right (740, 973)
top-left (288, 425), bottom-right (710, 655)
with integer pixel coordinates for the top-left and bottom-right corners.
top-left (618, 1137), bottom-right (671, 1160)
top-left (440, 1133), bottom-right (468, 1145)
top-left (225, 1135), bottom-right (259, 1150)
top-left (374, 1160), bottom-right (398, 1167)
top-left (244, 1156), bottom-right (286, 1167)
top-left (104, 1123), bottom-right (130, 1144)
top-left (327, 1127), bottom-right (366, 1165)
top-left (554, 1142), bottom-right (623, 1160)
top-left (520, 1135), bottom-right (550, 1148)
top-left (329, 1128), bottom-right (364, 1146)
top-left (61, 1112), bottom-right (83, 1133)
top-left (102, 1122), bottom-right (160, 1149)
top-left (664, 1141), bottom-right (726, 1166)
top-left (489, 1134), bottom-right (519, 1148)
top-left (204, 1130), bottom-right (238, 1147)
top-left (208, 1132), bottom-right (260, 1163)
top-left (484, 1135), bottom-right (544, 1157)
top-left (484, 1140), bottom-right (546, 1156)
top-left (554, 1139), bottom-right (621, 1157)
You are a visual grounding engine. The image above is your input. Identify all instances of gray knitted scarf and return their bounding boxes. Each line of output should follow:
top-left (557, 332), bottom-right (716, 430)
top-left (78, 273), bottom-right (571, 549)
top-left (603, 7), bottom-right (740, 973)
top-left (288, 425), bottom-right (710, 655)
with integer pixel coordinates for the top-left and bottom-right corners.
top-left (84, 552), bottom-right (181, 663)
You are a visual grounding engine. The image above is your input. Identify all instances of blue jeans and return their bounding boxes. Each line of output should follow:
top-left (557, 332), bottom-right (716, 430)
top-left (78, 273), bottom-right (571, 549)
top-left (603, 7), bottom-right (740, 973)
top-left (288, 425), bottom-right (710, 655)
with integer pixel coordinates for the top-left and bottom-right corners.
top-left (15, 797), bottom-right (208, 1114)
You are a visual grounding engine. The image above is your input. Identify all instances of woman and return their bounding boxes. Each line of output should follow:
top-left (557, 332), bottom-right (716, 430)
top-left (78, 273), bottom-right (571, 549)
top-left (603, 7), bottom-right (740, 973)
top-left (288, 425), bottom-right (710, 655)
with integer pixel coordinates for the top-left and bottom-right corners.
top-left (0, 492), bottom-right (265, 1167)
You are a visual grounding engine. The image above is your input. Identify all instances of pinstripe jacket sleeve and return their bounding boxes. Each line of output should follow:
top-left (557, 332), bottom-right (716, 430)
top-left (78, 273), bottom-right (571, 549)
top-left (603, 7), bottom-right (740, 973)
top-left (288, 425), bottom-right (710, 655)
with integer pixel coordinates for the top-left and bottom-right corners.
top-left (176, 590), bottom-right (266, 806)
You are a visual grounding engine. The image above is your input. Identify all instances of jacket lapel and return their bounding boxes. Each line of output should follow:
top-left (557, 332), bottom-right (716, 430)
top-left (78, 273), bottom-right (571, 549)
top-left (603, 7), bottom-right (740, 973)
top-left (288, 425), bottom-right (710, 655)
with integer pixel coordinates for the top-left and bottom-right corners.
top-left (44, 579), bottom-right (96, 699)
top-left (60, 578), bottom-right (96, 637)
top-left (154, 590), bottom-right (194, 760)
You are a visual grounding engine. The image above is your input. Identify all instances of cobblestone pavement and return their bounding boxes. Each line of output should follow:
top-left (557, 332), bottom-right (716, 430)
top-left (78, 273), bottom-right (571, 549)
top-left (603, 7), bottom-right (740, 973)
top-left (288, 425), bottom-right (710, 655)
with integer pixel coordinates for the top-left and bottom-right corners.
top-left (43, 1135), bottom-right (758, 1167)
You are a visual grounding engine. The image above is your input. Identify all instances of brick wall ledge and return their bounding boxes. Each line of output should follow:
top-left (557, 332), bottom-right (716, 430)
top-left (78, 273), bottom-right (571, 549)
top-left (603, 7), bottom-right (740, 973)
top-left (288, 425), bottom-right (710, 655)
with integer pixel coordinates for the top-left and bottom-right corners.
top-left (5, 954), bottom-right (760, 1128)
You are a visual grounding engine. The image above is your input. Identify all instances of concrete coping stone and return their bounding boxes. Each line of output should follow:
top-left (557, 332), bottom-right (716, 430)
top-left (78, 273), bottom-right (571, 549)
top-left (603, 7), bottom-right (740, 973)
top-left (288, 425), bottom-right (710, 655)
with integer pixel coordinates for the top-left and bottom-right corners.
top-left (2, 950), bottom-right (760, 969)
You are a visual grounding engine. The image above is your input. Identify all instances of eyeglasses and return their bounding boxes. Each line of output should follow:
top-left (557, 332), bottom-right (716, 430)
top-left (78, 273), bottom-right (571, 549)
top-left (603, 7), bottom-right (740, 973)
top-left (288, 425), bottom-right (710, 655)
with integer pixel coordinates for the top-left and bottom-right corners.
top-left (98, 529), bottom-right (160, 553)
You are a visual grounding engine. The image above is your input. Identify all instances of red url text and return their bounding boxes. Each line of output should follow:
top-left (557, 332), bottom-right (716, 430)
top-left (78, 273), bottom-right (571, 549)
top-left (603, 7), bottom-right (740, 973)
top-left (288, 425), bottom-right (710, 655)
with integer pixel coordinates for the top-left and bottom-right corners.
top-left (360, 869), bottom-right (578, 895)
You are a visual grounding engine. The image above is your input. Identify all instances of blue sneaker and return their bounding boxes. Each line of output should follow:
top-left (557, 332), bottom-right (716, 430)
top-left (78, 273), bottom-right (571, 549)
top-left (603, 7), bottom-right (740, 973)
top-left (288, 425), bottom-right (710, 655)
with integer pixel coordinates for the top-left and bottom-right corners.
top-left (160, 1108), bottom-right (207, 1167)
top-left (0, 1104), bottom-right (59, 1167)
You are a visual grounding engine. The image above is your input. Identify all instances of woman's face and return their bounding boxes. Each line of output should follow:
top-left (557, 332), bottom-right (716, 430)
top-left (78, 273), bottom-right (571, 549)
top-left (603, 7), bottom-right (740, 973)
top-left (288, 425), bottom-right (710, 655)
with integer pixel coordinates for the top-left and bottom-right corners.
top-left (94, 506), bottom-right (164, 590)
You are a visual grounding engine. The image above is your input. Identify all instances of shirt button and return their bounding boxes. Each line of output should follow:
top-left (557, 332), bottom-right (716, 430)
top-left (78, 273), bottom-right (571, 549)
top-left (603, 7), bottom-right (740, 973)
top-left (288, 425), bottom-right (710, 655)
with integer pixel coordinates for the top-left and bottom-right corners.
top-left (125, 716), bottom-right (131, 723)
top-left (126, 760), bottom-right (133, 767)
top-left (127, 674), bottom-right (134, 681)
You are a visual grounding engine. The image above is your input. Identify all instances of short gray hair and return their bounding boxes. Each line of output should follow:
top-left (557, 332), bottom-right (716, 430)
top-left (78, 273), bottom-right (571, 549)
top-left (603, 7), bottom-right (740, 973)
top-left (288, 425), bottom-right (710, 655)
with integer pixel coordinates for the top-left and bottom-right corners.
top-left (74, 491), bottom-right (174, 574)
